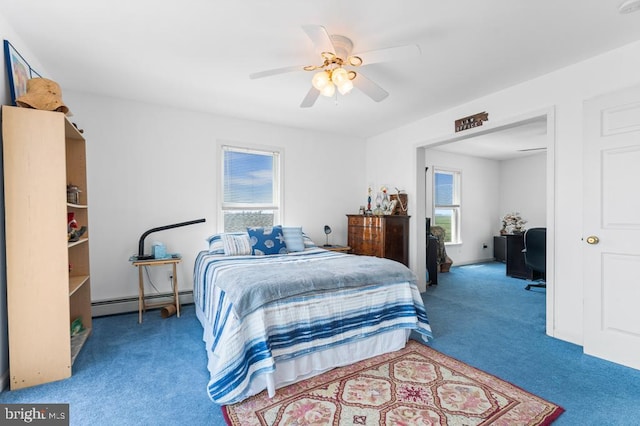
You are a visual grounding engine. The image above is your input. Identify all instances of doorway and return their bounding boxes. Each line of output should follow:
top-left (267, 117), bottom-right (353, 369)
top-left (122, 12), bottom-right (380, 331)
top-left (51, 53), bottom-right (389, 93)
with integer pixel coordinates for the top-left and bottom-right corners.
top-left (414, 107), bottom-right (556, 336)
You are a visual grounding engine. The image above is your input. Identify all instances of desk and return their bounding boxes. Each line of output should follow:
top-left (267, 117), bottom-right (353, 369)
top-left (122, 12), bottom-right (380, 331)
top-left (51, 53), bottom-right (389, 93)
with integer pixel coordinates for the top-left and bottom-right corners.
top-left (501, 234), bottom-right (543, 281)
top-left (131, 257), bottom-right (181, 324)
top-left (493, 236), bottom-right (507, 263)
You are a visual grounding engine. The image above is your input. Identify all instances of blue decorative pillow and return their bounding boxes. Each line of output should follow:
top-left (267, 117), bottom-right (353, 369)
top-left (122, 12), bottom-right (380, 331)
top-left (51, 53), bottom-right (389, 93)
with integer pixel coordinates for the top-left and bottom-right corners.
top-left (247, 226), bottom-right (287, 255)
top-left (282, 226), bottom-right (305, 252)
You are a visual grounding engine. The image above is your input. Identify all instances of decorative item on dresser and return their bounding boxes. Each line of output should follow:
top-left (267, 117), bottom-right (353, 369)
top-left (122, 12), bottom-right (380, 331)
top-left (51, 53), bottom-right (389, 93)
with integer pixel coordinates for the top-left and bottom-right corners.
top-left (346, 214), bottom-right (410, 266)
top-left (389, 188), bottom-right (408, 215)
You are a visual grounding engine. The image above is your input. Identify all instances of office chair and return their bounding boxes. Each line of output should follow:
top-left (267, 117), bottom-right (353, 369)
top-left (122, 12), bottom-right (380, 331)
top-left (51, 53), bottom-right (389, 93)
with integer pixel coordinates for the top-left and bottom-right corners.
top-left (523, 227), bottom-right (546, 290)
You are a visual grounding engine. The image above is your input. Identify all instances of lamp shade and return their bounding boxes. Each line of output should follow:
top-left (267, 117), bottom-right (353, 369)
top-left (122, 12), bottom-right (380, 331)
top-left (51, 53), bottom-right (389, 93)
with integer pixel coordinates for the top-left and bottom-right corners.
top-left (312, 71), bottom-right (331, 90)
top-left (320, 82), bottom-right (335, 97)
top-left (332, 67), bottom-right (349, 86)
top-left (337, 79), bottom-right (353, 95)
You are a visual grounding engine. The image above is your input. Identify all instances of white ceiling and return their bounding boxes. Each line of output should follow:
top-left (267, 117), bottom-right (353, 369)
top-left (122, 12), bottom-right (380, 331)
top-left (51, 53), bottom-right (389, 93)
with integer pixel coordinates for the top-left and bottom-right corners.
top-left (2, 1), bottom-right (640, 139)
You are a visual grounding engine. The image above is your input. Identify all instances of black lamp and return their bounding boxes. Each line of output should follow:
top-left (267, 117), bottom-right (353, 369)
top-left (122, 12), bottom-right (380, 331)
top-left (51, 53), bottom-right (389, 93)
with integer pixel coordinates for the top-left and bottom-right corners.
top-left (323, 225), bottom-right (332, 247)
top-left (135, 218), bottom-right (206, 260)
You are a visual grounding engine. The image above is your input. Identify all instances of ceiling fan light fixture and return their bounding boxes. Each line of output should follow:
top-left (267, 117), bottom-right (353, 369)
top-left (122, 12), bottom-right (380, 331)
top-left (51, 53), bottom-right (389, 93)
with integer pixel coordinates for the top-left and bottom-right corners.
top-left (312, 70), bottom-right (331, 90)
top-left (320, 82), bottom-right (336, 97)
top-left (348, 56), bottom-right (363, 67)
top-left (331, 67), bottom-right (349, 86)
top-left (321, 51), bottom-right (336, 61)
top-left (251, 25), bottom-right (419, 108)
top-left (337, 79), bottom-right (354, 95)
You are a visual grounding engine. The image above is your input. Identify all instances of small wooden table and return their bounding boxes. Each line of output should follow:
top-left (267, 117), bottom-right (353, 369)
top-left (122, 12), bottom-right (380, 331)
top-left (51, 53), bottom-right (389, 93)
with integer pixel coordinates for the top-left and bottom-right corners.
top-left (131, 257), bottom-right (181, 324)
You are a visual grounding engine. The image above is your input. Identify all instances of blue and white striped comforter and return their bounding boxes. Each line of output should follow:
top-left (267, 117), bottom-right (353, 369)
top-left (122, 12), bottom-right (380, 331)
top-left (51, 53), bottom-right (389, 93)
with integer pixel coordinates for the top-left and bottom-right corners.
top-left (193, 248), bottom-right (432, 404)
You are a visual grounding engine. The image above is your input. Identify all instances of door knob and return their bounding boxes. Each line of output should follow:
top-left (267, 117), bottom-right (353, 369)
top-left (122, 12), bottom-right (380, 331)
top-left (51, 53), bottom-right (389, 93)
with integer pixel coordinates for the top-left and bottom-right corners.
top-left (586, 235), bottom-right (600, 245)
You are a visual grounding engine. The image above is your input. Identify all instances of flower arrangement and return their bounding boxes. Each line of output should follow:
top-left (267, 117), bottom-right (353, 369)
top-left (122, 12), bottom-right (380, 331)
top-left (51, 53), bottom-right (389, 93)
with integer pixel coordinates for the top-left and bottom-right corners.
top-left (501, 212), bottom-right (527, 234)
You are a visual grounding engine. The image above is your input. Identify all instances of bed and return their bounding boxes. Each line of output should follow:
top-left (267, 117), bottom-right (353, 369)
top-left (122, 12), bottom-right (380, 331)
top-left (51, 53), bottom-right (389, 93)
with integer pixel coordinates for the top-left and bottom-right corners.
top-left (193, 231), bottom-right (432, 405)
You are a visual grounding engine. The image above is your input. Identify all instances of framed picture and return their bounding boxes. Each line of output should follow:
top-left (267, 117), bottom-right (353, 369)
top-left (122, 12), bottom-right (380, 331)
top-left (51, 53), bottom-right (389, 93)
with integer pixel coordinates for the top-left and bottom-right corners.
top-left (3, 40), bottom-right (33, 105)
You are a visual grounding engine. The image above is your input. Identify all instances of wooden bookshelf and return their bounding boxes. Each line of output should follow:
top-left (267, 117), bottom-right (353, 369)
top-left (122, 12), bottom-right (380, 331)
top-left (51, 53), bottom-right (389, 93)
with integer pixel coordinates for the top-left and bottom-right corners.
top-left (2, 106), bottom-right (92, 389)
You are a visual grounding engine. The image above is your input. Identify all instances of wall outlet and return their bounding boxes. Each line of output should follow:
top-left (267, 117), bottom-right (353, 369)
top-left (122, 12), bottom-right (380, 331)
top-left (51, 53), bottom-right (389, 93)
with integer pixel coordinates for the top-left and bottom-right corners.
top-left (482, 243), bottom-right (488, 249)
top-left (167, 271), bottom-right (174, 281)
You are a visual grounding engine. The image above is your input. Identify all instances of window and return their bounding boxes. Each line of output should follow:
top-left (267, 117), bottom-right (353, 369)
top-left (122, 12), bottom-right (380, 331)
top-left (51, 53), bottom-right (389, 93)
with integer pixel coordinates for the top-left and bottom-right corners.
top-left (221, 145), bottom-right (282, 232)
top-left (433, 168), bottom-right (461, 244)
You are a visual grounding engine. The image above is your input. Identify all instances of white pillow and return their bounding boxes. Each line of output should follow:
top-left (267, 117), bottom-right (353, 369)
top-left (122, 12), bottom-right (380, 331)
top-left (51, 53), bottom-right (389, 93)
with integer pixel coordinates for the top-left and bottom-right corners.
top-left (221, 233), bottom-right (252, 256)
top-left (303, 233), bottom-right (316, 248)
top-left (206, 232), bottom-right (248, 254)
top-left (282, 226), bottom-right (305, 252)
top-left (206, 234), bottom-right (225, 254)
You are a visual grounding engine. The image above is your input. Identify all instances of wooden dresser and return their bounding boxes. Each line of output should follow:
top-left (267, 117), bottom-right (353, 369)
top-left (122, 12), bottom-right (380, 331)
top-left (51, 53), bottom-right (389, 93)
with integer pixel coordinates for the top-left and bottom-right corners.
top-left (347, 214), bottom-right (410, 266)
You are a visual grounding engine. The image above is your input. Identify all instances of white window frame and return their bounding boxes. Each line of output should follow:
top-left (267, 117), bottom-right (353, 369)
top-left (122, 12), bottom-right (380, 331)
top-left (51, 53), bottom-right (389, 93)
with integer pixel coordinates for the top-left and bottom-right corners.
top-left (219, 143), bottom-right (283, 232)
top-left (433, 168), bottom-right (461, 244)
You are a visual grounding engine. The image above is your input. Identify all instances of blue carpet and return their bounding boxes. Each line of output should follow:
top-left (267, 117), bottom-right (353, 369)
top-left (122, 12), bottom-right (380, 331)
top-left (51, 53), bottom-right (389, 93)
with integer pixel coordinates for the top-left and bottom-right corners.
top-left (1, 262), bottom-right (639, 425)
top-left (422, 262), bottom-right (640, 426)
top-left (0, 307), bottom-right (225, 425)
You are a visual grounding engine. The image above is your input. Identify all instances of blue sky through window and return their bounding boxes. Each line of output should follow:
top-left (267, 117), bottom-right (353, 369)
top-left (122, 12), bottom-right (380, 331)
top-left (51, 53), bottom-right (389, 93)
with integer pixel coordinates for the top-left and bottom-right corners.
top-left (224, 150), bottom-right (273, 204)
top-left (435, 172), bottom-right (453, 205)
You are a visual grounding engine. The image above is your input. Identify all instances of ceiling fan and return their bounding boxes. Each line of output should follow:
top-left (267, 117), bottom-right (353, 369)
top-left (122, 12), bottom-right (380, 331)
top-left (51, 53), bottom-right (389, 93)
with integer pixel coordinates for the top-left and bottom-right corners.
top-left (249, 25), bottom-right (421, 108)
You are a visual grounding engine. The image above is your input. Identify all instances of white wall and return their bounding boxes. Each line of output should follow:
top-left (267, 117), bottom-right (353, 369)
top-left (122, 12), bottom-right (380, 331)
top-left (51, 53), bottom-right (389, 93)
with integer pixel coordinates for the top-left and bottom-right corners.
top-left (424, 149), bottom-right (501, 265)
top-left (366, 40), bottom-right (640, 346)
top-left (63, 91), bottom-right (366, 303)
top-left (499, 153), bottom-right (547, 229)
top-left (423, 149), bottom-right (545, 265)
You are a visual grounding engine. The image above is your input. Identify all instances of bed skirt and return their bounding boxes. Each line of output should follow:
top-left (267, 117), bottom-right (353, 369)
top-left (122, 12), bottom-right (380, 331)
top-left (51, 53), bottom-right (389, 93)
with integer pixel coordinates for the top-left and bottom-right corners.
top-left (195, 304), bottom-right (410, 403)
top-left (239, 328), bottom-right (410, 400)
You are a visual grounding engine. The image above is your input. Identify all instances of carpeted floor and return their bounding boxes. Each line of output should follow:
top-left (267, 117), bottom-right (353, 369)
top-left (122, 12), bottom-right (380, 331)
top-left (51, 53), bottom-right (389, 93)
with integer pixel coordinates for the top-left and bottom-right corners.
top-left (1, 261), bottom-right (640, 425)
top-left (423, 262), bottom-right (640, 426)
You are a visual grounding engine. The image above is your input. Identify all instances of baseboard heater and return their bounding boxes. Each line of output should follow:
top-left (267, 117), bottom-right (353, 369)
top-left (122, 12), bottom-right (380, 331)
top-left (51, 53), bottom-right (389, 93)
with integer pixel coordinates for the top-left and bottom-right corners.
top-left (91, 290), bottom-right (194, 317)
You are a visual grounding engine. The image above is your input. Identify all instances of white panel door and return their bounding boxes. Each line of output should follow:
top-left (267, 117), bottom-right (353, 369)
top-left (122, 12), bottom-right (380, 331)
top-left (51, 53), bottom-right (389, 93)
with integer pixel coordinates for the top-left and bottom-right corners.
top-left (583, 84), bottom-right (640, 370)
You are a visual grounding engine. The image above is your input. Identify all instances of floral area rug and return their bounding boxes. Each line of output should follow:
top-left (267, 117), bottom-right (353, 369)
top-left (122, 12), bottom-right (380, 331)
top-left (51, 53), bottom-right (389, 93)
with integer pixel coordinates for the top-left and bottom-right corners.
top-left (223, 340), bottom-right (563, 425)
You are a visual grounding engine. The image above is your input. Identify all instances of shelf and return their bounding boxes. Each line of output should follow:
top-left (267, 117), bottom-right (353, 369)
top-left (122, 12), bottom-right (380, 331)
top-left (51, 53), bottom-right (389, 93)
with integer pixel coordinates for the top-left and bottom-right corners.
top-left (68, 237), bottom-right (89, 248)
top-left (65, 118), bottom-right (85, 141)
top-left (4, 106), bottom-right (92, 390)
top-left (70, 328), bottom-right (91, 365)
top-left (69, 275), bottom-right (90, 296)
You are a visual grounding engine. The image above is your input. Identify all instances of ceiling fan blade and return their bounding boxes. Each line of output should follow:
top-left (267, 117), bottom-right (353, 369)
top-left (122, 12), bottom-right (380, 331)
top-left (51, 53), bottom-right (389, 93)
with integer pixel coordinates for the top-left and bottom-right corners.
top-left (249, 65), bottom-right (306, 79)
top-left (300, 87), bottom-right (320, 108)
top-left (301, 25), bottom-right (335, 55)
top-left (353, 44), bottom-right (421, 66)
top-left (518, 147), bottom-right (547, 152)
top-left (353, 73), bottom-right (389, 102)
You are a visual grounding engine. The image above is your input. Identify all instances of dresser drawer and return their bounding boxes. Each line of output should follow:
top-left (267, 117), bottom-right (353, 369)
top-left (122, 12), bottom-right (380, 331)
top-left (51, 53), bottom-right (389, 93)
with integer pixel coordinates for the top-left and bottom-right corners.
top-left (350, 238), bottom-right (383, 257)
top-left (348, 215), bottom-right (381, 228)
top-left (346, 214), bottom-right (410, 267)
